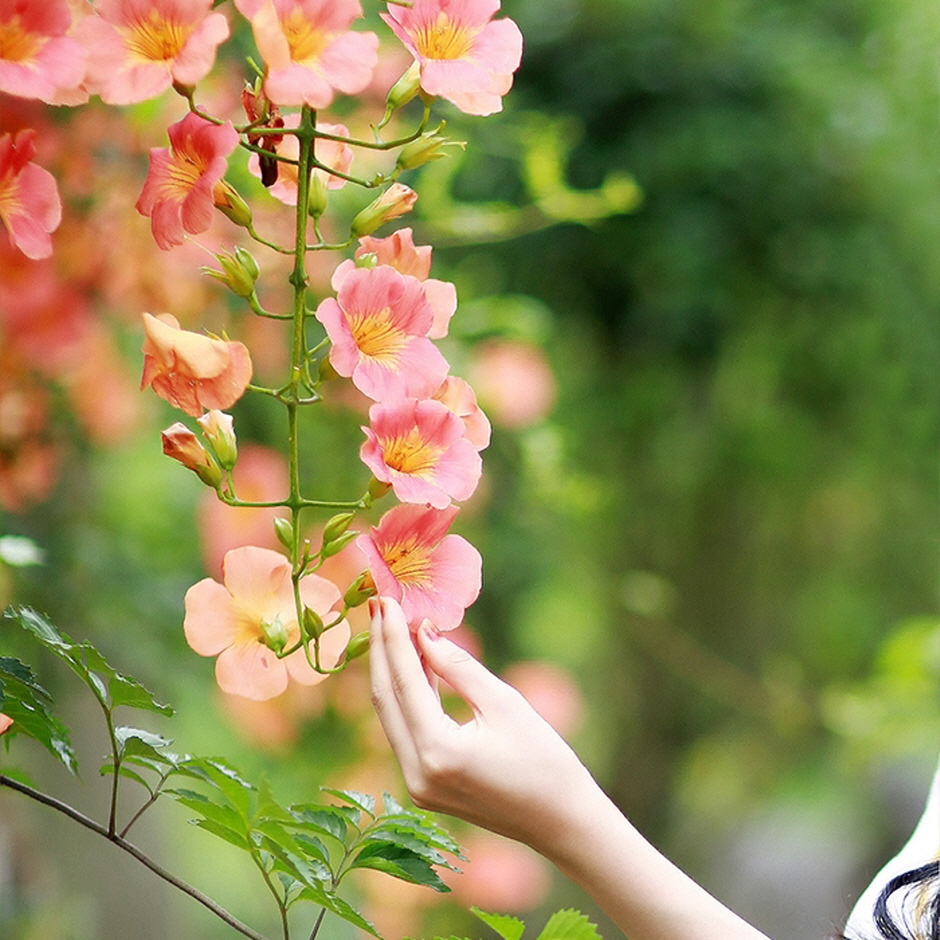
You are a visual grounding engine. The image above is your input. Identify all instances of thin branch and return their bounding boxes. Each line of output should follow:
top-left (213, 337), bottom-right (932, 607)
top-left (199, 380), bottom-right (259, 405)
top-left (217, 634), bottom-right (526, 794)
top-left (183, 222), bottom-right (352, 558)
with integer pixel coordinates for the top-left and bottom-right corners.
top-left (0, 775), bottom-right (271, 940)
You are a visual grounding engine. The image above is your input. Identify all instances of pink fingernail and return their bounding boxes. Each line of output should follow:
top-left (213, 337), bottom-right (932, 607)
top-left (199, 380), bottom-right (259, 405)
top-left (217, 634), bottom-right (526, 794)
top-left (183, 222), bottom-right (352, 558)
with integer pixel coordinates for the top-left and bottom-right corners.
top-left (368, 598), bottom-right (378, 618)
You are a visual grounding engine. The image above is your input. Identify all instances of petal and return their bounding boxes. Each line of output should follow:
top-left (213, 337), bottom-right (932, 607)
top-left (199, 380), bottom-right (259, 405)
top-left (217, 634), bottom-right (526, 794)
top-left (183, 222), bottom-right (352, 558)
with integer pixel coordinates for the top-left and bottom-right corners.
top-left (184, 578), bottom-right (239, 655)
top-left (222, 545), bottom-right (292, 615)
top-left (216, 641), bottom-right (289, 700)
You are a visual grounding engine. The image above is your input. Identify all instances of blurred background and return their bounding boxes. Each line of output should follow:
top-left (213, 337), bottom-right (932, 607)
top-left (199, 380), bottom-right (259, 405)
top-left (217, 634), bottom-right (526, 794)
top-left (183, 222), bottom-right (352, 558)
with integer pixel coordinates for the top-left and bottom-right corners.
top-left (1, 0), bottom-right (939, 938)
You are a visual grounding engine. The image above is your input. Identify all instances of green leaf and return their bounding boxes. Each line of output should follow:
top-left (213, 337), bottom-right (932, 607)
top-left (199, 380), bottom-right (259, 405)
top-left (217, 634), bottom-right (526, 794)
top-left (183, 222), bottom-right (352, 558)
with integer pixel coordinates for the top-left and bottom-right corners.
top-left (259, 833), bottom-right (332, 887)
top-left (349, 841), bottom-right (450, 892)
top-left (359, 827), bottom-right (452, 868)
top-left (100, 762), bottom-right (155, 794)
top-left (321, 787), bottom-right (375, 818)
top-left (472, 909), bottom-right (526, 940)
top-left (173, 757), bottom-right (254, 819)
top-left (0, 656), bottom-right (77, 773)
top-left (192, 817), bottom-right (252, 850)
top-left (296, 884), bottom-right (380, 937)
top-left (535, 910), bottom-right (602, 940)
top-left (167, 787), bottom-right (248, 835)
top-left (289, 804), bottom-right (349, 843)
top-left (114, 727), bottom-right (173, 760)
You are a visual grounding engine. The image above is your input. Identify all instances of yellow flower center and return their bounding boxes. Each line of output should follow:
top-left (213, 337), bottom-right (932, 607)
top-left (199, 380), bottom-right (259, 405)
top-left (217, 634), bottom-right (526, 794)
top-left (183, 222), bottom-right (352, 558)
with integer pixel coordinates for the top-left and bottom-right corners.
top-left (350, 307), bottom-right (408, 363)
top-left (382, 429), bottom-right (442, 477)
top-left (282, 9), bottom-right (329, 64)
top-left (159, 143), bottom-right (209, 200)
top-left (385, 538), bottom-right (433, 586)
top-left (413, 13), bottom-right (476, 61)
top-left (125, 9), bottom-right (193, 63)
top-left (0, 17), bottom-right (42, 62)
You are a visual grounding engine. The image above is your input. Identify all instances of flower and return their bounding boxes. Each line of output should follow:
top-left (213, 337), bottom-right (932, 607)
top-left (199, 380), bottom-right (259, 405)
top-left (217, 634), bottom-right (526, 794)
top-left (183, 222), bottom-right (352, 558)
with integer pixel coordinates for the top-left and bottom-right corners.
top-left (162, 421), bottom-right (223, 487)
top-left (140, 312), bottom-right (253, 416)
top-left (197, 409), bottom-right (238, 469)
top-left (315, 265), bottom-right (449, 402)
top-left (331, 227), bottom-right (456, 339)
top-left (0, 0), bottom-right (88, 103)
top-left (357, 504), bottom-right (481, 631)
top-left (136, 112), bottom-right (239, 251)
top-left (80, 0), bottom-right (229, 105)
top-left (432, 376), bottom-right (490, 449)
top-left (350, 182), bottom-right (417, 237)
top-left (184, 545), bottom-right (350, 700)
top-left (0, 129), bottom-right (61, 259)
top-left (468, 338), bottom-right (556, 428)
top-left (360, 398), bottom-right (481, 508)
top-left (235, 0), bottom-right (378, 109)
top-left (381, 0), bottom-right (523, 116)
top-left (247, 114), bottom-right (353, 207)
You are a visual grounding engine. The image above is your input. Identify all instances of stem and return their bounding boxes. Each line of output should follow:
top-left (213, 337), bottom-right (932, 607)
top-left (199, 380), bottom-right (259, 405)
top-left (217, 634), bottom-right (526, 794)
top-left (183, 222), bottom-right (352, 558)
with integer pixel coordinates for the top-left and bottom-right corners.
top-left (0, 775), bottom-right (271, 940)
top-left (307, 908), bottom-right (327, 940)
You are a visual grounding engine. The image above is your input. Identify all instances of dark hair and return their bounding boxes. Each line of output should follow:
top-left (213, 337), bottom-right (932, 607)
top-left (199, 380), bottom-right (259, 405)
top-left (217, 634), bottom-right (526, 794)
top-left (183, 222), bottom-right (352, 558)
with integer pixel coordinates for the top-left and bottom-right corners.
top-left (841, 861), bottom-right (940, 940)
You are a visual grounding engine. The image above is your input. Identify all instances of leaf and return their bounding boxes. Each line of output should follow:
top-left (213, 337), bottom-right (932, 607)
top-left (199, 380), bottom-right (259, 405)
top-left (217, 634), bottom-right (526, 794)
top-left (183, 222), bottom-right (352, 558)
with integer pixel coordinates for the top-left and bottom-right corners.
top-left (0, 657), bottom-right (77, 773)
top-left (167, 788), bottom-right (248, 835)
top-left (114, 727), bottom-right (173, 760)
top-left (172, 757), bottom-right (254, 819)
top-left (367, 817), bottom-right (465, 861)
top-left (5, 608), bottom-right (173, 717)
top-left (535, 910), bottom-right (602, 940)
top-left (100, 763), bottom-right (155, 794)
top-left (259, 833), bottom-right (332, 888)
top-left (321, 787), bottom-right (375, 818)
top-left (296, 884), bottom-right (380, 937)
top-left (359, 827), bottom-right (452, 868)
top-left (349, 841), bottom-right (450, 892)
top-left (472, 909), bottom-right (526, 940)
top-left (192, 817), bottom-right (252, 850)
top-left (289, 804), bottom-right (349, 843)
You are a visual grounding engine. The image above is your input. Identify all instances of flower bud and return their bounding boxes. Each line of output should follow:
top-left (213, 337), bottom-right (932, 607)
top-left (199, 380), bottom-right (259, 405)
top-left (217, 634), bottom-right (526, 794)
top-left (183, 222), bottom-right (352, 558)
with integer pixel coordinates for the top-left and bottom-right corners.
top-left (273, 517), bottom-right (294, 550)
top-left (317, 357), bottom-right (339, 382)
top-left (322, 511), bottom-right (356, 544)
top-left (162, 423), bottom-right (223, 489)
top-left (344, 631), bottom-right (371, 661)
top-left (385, 61), bottom-right (421, 112)
top-left (303, 605), bottom-right (325, 639)
top-left (260, 615), bottom-right (289, 654)
top-left (350, 184), bottom-right (418, 237)
top-left (396, 128), bottom-right (465, 171)
top-left (213, 180), bottom-right (253, 228)
top-left (320, 529), bottom-right (358, 559)
top-left (343, 571), bottom-right (376, 609)
top-left (308, 174), bottom-right (329, 219)
top-left (355, 251), bottom-right (378, 270)
top-left (196, 410), bottom-right (238, 470)
top-left (367, 477), bottom-right (393, 501)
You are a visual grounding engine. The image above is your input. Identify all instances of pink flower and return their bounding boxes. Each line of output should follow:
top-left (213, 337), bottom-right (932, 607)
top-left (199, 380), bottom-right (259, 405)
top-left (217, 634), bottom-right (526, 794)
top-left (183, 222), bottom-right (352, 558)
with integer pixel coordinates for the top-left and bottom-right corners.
top-left (162, 421), bottom-right (222, 488)
top-left (350, 182), bottom-right (417, 237)
top-left (361, 398), bottom-right (481, 508)
top-left (468, 338), bottom-right (556, 428)
top-left (331, 227), bottom-right (456, 339)
top-left (0, 129), bottom-right (61, 259)
top-left (432, 375), bottom-right (490, 449)
top-left (136, 112), bottom-right (239, 251)
top-left (314, 265), bottom-right (449, 402)
top-left (0, 713), bottom-right (12, 734)
top-left (80, 0), bottom-right (229, 105)
top-left (184, 545), bottom-right (350, 700)
top-left (501, 661), bottom-right (584, 738)
top-left (235, 0), bottom-right (378, 109)
top-left (382, 0), bottom-right (523, 116)
top-left (357, 504), bottom-right (481, 631)
top-left (248, 115), bottom-right (352, 206)
top-left (0, 0), bottom-right (88, 103)
top-left (140, 312), bottom-right (253, 417)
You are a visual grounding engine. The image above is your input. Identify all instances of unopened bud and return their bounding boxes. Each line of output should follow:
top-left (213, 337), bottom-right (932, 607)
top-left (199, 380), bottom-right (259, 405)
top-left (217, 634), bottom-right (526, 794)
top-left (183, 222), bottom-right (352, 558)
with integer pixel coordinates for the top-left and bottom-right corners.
top-left (396, 127), bottom-right (464, 171)
top-left (197, 410), bottom-right (238, 469)
top-left (322, 511), bottom-right (356, 544)
top-left (260, 615), bottom-right (289, 654)
top-left (367, 478), bottom-right (393, 501)
top-left (162, 423), bottom-right (223, 489)
top-left (303, 606), bottom-right (325, 639)
top-left (343, 571), bottom-right (376, 609)
top-left (344, 631), bottom-right (371, 661)
top-left (385, 61), bottom-right (421, 112)
top-left (355, 251), bottom-right (378, 270)
top-left (273, 517), bottom-right (294, 550)
top-left (320, 529), bottom-right (358, 559)
top-left (350, 184), bottom-right (417, 237)
top-left (213, 180), bottom-right (253, 228)
top-left (308, 174), bottom-right (329, 219)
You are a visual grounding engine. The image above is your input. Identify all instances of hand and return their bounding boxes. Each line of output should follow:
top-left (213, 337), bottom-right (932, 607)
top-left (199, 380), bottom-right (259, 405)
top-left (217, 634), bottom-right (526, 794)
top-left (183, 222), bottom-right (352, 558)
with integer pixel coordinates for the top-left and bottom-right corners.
top-left (368, 596), bottom-right (597, 854)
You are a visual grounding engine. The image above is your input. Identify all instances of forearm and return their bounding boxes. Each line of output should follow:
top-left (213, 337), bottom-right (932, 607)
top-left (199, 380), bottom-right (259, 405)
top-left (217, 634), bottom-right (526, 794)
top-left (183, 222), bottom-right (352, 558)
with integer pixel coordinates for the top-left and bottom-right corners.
top-left (535, 773), bottom-right (772, 940)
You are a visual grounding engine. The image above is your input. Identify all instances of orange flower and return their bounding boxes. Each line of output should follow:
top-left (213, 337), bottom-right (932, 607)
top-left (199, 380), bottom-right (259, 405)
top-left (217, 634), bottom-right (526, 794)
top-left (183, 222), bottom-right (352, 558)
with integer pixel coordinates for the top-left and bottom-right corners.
top-left (140, 312), bottom-right (252, 416)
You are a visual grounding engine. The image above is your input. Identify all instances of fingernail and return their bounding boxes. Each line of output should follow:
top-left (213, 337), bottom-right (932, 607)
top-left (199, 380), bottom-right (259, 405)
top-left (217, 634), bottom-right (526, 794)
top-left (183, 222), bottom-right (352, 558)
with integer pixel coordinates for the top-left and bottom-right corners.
top-left (368, 598), bottom-right (378, 618)
top-left (419, 619), bottom-right (442, 641)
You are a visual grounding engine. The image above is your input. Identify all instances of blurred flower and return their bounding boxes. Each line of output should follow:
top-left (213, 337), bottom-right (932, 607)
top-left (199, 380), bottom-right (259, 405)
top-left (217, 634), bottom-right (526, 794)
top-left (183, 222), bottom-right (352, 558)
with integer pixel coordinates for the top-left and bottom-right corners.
top-left (80, 0), bottom-right (229, 105)
top-left (235, 0), bottom-right (378, 108)
top-left (445, 830), bottom-right (551, 912)
top-left (0, 129), bottom-right (61, 259)
top-left (468, 339), bottom-right (556, 428)
top-left (332, 227), bottom-right (456, 338)
top-left (0, 0), bottom-right (88, 103)
top-left (247, 114), bottom-right (352, 206)
top-left (198, 444), bottom-right (288, 577)
top-left (360, 397), bottom-right (481, 508)
top-left (0, 714), bottom-right (11, 734)
top-left (218, 681), bottom-right (327, 751)
top-left (432, 376), bottom-right (491, 450)
top-left (315, 265), bottom-right (448, 402)
top-left (162, 421), bottom-right (223, 488)
top-left (184, 545), bottom-right (349, 700)
top-left (382, 0), bottom-right (523, 116)
top-left (501, 661), bottom-right (585, 739)
top-left (350, 182), bottom-right (417, 236)
top-left (357, 504), bottom-right (481, 631)
top-left (140, 312), bottom-right (252, 417)
top-left (135, 112), bottom-right (239, 251)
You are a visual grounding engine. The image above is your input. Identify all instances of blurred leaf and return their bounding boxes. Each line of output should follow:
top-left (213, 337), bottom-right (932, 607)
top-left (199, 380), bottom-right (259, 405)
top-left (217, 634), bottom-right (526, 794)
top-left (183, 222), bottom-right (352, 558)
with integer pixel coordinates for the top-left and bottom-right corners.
top-left (535, 910), bottom-right (602, 940)
top-left (472, 908), bottom-right (526, 940)
top-left (296, 884), bottom-right (379, 936)
top-left (321, 787), bottom-right (375, 819)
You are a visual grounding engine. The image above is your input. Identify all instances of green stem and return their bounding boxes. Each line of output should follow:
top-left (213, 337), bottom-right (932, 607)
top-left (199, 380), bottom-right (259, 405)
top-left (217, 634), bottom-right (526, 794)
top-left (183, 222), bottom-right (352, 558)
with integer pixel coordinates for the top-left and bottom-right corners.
top-left (0, 775), bottom-right (271, 940)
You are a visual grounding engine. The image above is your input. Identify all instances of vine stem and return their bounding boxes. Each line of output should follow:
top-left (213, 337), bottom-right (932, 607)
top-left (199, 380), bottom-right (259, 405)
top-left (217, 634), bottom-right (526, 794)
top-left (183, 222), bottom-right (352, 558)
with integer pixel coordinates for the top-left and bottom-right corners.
top-left (0, 774), bottom-right (271, 940)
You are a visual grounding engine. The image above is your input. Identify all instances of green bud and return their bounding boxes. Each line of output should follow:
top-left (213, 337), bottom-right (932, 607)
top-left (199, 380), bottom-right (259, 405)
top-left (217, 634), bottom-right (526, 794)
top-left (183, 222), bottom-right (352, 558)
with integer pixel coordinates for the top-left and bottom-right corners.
top-left (343, 571), bottom-right (376, 609)
top-left (344, 631), bottom-right (371, 661)
top-left (355, 251), bottom-right (378, 270)
top-left (367, 478), bottom-right (393, 501)
top-left (385, 61), bottom-right (421, 112)
top-left (350, 184), bottom-right (418, 237)
top-left (234, 245), bottom-right (260, 280)
top-left (307, 174), bottom-right (329, 219)
top-left (303, 606), bottom-right (325, 639)
top-left (396, 127), bottom-right (465, 171)
top-left (320, 529), bottom-right (358, 559)
top-left (202, 247), bottom-right (259, 299)
top-left (273, 517), bottom-right (294, 550)
top-left (213, 180), bottom-right (253, 228)
top-left (260, 615), bottom-right (289, 654)
top-left (197, 410), bottom-right (238, 470)
top-left (322, 511), bottom-right (356, 544)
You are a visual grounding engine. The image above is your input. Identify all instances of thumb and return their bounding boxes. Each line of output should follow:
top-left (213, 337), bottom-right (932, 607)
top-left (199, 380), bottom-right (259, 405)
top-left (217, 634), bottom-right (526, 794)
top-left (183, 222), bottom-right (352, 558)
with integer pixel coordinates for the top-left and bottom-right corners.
top-left (415, 621), bottom-right (510, 713)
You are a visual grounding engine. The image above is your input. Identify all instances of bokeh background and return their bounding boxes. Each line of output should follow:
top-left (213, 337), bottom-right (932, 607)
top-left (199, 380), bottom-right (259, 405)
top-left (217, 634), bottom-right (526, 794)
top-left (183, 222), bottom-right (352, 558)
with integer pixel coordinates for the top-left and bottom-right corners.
top-left (1, 0), bottom-right (939, 938)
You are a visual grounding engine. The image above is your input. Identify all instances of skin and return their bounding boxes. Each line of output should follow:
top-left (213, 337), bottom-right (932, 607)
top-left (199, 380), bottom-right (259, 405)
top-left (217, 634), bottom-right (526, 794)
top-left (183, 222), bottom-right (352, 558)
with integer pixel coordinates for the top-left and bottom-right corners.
top-left (369, 596), bottom-right (772, 940)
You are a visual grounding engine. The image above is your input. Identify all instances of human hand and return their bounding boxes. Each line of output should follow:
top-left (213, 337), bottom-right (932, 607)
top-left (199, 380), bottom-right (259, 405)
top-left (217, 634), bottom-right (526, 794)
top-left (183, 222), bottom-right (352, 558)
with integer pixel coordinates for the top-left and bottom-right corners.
top-left (368, 596), bottom-right (598, 854)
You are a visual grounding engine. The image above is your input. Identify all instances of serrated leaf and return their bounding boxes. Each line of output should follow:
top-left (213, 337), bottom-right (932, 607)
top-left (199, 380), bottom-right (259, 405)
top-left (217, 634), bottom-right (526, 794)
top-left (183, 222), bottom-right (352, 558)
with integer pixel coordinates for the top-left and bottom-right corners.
top-left (473, 908), bottom-right (526, 940)
top-left (350, 842), bottom-right (450, 891)
top-left (168, 789), bottom-right (247, 835)
top-left (296, 884), bottom-right (380, 936)
top-left (108, 675), bottom-right (173, 716)
top-left (100, 763), bottom-right (155, 793)
top-left (291, 832), bottom-right (332, 866)
top-left (535, 910), bottom-right (602, 940)
top-left (289, 804), bottom-right (349, 842)
top-left (192, 817), bottom-right (251, 850)
top-left (114, 727), bottom-right (173, 761)
top-left (321, 787), bottom-right (375, 818)
top-left (382, 791), bottom-right (405, 816)
top-left (173, 757), bottom-right (254, 819)
top-left (358, 828), bottom-right (451, 868)
top-left (260, 834), bottom-right (332, 887)
top-left (0, 657), bottom-right (77, 773)
top-left (368, 816), bottom-right (465, 860)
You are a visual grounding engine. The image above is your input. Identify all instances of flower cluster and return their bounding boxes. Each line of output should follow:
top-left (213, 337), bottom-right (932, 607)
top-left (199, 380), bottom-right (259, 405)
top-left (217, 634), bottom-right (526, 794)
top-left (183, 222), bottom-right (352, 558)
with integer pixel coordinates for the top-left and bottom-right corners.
top-left (1, 0), bottom-right (523, 701)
